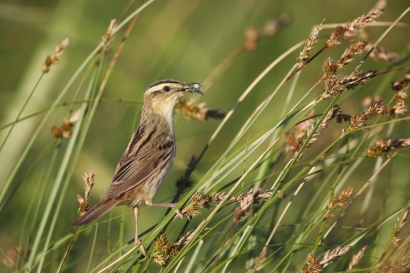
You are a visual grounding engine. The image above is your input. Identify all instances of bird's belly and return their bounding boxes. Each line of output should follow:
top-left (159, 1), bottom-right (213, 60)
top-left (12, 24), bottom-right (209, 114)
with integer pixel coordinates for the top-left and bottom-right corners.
top-left (128, 160), bottom-right (173, 207)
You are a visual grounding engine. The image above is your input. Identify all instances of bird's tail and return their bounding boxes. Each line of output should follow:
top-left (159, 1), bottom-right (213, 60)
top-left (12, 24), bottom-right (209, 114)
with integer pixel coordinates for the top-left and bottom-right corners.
top-left (72, 199), bottom-right (120, 226)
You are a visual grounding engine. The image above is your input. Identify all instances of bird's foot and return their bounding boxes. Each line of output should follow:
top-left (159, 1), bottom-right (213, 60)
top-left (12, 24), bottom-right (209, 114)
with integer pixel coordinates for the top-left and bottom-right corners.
top-left (134, 238), bottom-right (147, 257)
top-left (175, 208), bottom-right (184, 219)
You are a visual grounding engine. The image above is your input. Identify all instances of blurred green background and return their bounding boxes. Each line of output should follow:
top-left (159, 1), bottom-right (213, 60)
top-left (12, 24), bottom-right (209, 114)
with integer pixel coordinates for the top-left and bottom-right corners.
top-left (0, 0), bottom-right (409, 271)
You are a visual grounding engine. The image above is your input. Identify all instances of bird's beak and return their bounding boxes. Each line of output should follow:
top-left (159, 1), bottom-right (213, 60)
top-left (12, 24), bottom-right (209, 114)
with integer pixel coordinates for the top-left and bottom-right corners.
top-left (182, 83), bottom-right (204, 96)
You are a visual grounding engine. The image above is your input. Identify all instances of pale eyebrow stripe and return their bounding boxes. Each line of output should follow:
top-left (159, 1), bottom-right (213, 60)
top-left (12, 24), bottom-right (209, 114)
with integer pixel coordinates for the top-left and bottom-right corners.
top-left (147, 79), bottom-right (183, 89)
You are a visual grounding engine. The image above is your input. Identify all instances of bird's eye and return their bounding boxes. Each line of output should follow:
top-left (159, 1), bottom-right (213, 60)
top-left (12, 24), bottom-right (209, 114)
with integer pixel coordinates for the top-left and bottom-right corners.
top-left (163, 85), bottom-right (170, 92)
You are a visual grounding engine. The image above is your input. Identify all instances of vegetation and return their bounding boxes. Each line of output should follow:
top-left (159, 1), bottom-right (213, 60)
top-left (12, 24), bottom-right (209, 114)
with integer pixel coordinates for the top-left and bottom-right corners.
top-left (1, 1), bottom-right (409, 272)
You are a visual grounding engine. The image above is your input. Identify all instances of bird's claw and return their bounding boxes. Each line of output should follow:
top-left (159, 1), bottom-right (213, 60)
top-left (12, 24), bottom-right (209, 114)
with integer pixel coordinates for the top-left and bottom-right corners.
top-left (175, 209), bottom-right (184, 219)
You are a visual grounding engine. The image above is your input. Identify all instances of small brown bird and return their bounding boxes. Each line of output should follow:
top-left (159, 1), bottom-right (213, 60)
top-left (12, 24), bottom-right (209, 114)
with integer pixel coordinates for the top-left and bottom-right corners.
top-left (73, 79), bottom-right (203, 254)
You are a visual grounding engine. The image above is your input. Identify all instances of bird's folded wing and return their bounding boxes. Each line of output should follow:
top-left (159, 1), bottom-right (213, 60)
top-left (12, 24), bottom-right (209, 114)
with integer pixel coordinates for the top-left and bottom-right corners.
top-left (103, 133), bottom-right (174, 199)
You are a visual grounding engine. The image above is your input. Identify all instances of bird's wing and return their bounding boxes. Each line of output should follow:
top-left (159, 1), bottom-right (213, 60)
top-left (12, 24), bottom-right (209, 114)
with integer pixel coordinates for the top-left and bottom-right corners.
top-left (103, 131), bottom-right (175, 199)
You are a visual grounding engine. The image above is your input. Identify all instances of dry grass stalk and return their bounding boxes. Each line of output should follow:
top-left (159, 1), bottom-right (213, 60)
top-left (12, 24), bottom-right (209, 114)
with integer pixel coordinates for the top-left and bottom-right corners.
top-left (389, 72), bottom-right (410, 116)
top-left (97, 19), bottom-right (117, 55)
top-left (203, 15), bottom-right (291, 89)
top-left (301, 253), bottom-right (321, 273)
top-left (103, 19), bottom-right (116, 47)
top-left (244, 28), bottom-right (261, 51)
top-left (233, 189), bottom-right (254, 223)
top-left (252, 248), bottom-right (268, 272)
top-left (342, 69), bottom-right (377, 91)
top-left (288, 136), bottom-right (303, 154)
top-left (348, 246), bottom-right (367, 270)
top-left (297, 21), bottom-right (323, 64)
top-left (377, 259), bottom-right (410, 272)
top-left (263, 14), bottom-right (292, 36)
top-left (326, 187), bottom-right (354, 218)
top-left (318, 98), bottom-right (403, 134)
top-left (244, 15), bottom-right (292, 51)
top-left (321, 40), bottom-right (377, 99)
top-left (366, 138), bottom-right (410, 157)
top-left (183, 189), bottom-right (273, 220)
top-left (2, 247), bottom-right (30, 270)
top-left (52, 108), bottom-right (81, 139)
top-left (152, 252), bottom-right (167, 267)
top-left (153, 234), bottom-right (177, 267)
top-left (153, 230), bottom-right (195, 267)
top-left (366, 43), bottom-right (400, 63)
top-left (295, 111), bottom-right (316, 140)
top-left (319, 105), bottom-right (350, 129)
top-left (320, 245), bottom-right (352, 265)
top-left (393, 207), bottom-right (409, 246)
top-left (302, 246), bottom-right (352, 272)
top-left (375, 0), bottom-right (387, 10)
top-left (322, 57), bottom-right (343, 98)
top-left (287, 111), bottom-right (317, 159)
top-left (175, 99), bottom-right (225, 120)
top-left (325, 8), bottom-right (384, 48)
top-left (175, 230), bottom-right (195, 247)
top-left (233, 189), bottom-right (273, 222)
top-left (391, 72), bottom-right (410, 91)
top-left (336, 40), bottom-right (368, 69)
top-left (42, 38), bottom-right (70, 73)
top-left (319, 71), bottom-right (408, 131)
top-left (77, 171), bottom-right (95, 216)
top-left (348, 102), bottom-right (384, 131)
top-left (319, 8), bottom-right (385, 99)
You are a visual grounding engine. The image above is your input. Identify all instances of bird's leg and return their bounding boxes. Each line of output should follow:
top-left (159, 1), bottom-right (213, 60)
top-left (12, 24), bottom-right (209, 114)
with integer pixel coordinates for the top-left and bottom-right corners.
top-left (133, 206), bottom-right (147, 256)
top-left (145, 200), bottom-right (183, 218)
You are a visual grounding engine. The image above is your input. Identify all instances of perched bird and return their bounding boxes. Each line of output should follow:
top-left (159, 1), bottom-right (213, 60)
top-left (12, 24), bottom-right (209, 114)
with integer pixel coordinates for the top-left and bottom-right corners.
top-left (72, 79), bottom-right (203, 255)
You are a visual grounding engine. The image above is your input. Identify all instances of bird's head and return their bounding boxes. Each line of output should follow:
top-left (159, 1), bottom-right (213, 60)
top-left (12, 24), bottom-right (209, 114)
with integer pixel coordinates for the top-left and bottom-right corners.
top-left (143, 79), bottom-right (203, 119)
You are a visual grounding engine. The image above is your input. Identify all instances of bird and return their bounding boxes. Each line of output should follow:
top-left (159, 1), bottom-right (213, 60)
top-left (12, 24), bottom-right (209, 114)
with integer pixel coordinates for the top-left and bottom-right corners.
top-left (72, 79), bottom-right (203, 255)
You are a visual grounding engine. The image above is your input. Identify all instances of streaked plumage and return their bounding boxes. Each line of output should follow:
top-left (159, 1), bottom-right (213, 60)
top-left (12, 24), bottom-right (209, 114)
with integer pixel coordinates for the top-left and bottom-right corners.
top-left (72, 80), bottom-right (203, 254)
